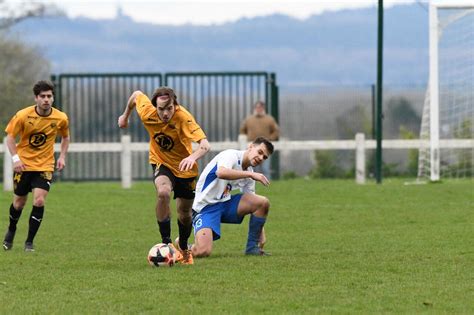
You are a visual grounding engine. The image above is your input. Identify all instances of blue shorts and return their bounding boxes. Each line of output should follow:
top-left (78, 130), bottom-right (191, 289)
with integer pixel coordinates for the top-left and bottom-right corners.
top-left (192, 194), bottom-right (244, 240)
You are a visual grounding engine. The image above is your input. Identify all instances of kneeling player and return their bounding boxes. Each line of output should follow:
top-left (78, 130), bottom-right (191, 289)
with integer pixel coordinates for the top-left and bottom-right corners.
top-left (190, 137), bottom-right (273, 257)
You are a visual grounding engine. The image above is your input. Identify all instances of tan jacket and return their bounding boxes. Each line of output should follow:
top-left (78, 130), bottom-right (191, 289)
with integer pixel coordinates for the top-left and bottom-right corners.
top-left (239, 114), bottom-right (279, 141)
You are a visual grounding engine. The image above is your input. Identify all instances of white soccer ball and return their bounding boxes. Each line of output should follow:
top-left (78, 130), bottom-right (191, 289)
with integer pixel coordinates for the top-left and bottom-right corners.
top-left (147, 243), bottom-right (176, 267)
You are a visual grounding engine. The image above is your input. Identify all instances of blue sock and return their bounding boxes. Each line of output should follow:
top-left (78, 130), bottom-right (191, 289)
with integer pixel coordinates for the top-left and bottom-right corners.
top-left (245, 214), bottom-right (266, 253)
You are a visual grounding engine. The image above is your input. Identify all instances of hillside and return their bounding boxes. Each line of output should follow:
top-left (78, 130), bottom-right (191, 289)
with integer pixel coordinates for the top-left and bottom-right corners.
top-left (11, 3), bottom-right (429, 86)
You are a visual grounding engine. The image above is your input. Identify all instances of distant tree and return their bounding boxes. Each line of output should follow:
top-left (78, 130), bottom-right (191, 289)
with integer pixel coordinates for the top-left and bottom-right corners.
top-left (309, 151), bottom-right (342, 178)
top-left (0, 0), bottom-right (62, 29)
top-left (335, 104), bottom-right (371, 139)
top-left (400, 126), bottom-right (418, 176)
top-left (0, 35), bottom-right (51, 132)
top-left (318, 104), bottom-right (372, 178)
top-left (0, 0), bottom-right (62, 130)
top-left (385, 97), bottom-right (420, 138)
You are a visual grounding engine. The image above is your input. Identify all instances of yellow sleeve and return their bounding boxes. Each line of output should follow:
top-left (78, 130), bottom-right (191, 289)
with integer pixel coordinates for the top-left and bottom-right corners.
top-left (179, 110), bottom-right (206, 142)
top-left (135, 93), bottom-right (155, 120)
top-left (59, 114), bottom-right (70, 137)
top-left (5, 113), bottom-right (23, 137)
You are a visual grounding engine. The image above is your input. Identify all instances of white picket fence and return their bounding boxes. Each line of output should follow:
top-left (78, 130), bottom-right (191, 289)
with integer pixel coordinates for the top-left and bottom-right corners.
top-left (2, 134), bottom-right (473, 191)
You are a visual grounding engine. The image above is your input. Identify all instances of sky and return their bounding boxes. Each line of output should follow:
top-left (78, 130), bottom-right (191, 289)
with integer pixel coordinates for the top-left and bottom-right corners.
top-left (26, 0), bottom-right (419, 26)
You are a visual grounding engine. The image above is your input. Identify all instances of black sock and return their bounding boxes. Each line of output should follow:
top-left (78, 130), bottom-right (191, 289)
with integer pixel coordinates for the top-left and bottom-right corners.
top-left (157, 218), bottom-right (171, 244)
top-left (8, 203), bottom-right (23, 232)
top-left (26, 206), bottom-right (44, 243)
top-left (178, 219), bottom-right (192, 250)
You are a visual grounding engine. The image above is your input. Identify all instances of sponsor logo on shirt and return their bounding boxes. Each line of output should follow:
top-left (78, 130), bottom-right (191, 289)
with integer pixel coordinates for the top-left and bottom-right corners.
top-left (153, 132), bottom-right (174, 151)
top-left (29, 133), bottom-right (47, 148)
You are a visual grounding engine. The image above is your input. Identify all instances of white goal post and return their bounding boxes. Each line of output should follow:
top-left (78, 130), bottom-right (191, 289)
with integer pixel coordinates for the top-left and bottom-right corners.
top-left (419, 1), bottom-right (474, 181)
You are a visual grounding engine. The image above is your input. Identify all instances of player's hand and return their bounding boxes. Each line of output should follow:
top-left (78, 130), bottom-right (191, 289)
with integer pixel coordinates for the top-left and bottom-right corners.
top-left (13, 160), bottom-right (26, 173)
top-left (117, 115), bottom-right (129, 128)
top-left (179, 156), bottom-right (196, 172)
top-left (252, 172), bottom-right (270, 186)
top-left (56, 157), bottom-right (66, 171)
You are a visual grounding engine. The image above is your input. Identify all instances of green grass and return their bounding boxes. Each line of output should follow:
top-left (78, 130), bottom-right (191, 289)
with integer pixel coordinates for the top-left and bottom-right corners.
top-left (0, 179), bottom-right (473, 313)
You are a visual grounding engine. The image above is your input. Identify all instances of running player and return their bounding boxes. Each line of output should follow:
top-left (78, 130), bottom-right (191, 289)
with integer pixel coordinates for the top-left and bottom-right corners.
top-left (118, 87), bottom-right (210, 264)
top-left (3, 80), bottom-right (70, 252)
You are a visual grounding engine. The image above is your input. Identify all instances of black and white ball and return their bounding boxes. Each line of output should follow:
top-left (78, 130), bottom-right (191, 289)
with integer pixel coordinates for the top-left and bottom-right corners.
top-left (147, 243), bottom-right (176, 267)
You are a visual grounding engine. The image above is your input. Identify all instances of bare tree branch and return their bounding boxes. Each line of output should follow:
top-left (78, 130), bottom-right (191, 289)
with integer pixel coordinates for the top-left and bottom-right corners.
top-left (0, 0), bottom-right (63, 29)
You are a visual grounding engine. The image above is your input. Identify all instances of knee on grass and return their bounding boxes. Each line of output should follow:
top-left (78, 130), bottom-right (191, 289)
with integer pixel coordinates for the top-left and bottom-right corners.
top-left (192, 243), bottom-right (212, 258)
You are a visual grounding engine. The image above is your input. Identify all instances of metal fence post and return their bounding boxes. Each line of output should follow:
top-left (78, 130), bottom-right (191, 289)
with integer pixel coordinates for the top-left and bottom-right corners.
top-left (355, 133), bottom-right (366, 184)
top-left (3, 138), bottom-right (13, 191)
top-left (121, 135), bottom-right (132, 189)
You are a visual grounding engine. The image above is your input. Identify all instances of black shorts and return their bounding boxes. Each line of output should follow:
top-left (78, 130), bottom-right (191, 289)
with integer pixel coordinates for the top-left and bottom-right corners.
top-left (151, 164), bottom-right (196, 200)
top-left (13, 171), bottom-right (53, 196)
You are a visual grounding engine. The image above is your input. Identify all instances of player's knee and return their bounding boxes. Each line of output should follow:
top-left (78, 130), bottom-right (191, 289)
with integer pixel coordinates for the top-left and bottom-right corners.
top-left (258, 197), bottom-right (270, 215)
top-left (193, 230), bottom-right (213, 257)
top-left (193, 243), bottom-right (212, 257)
top-left (178, 214), bottom-right (192, 226)
top-left (157, 186), bottom-right (171, 201)
top-left (13, 199), bottom-right (27, 210)
top-left (33, 196), bottom-right (45, 207)
top-left (177, 205), bottom-right (192, 218)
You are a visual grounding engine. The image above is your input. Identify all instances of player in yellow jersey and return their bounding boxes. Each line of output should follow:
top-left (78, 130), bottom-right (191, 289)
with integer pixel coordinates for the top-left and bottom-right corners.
top-left (3, 80), bottom-right (70, 252)
top-left (118, 87), bottom-right (210, 264)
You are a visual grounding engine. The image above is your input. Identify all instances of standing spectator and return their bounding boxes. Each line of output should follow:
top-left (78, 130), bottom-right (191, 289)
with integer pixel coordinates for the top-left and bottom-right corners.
top-left (3, 80), bottom-right (70, 252)
top-left (240, 101), bottom-right (279, 179)
top-left (118, 87), bottom-right (210, 265)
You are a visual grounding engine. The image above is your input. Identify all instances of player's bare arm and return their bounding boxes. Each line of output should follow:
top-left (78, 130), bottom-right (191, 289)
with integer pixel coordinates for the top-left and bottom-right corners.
top-left (216, 166), bottom-right (270, 186)
top-left (179, 138), bottom-right (211, 171)
top-left (56, 136), bottom-right (70, 171)
top-left (118, 90), bottom-right (143, 128)
top-left (6, 134), bottom-right (26, 173)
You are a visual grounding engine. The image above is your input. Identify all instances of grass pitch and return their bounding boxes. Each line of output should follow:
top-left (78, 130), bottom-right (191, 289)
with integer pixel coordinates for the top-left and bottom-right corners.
top-left (0, 179), bottom-right (473, 313)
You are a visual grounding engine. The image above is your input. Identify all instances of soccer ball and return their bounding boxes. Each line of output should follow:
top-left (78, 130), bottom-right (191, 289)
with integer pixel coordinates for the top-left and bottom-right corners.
top-left (147, 243), bottom-right (176, 267)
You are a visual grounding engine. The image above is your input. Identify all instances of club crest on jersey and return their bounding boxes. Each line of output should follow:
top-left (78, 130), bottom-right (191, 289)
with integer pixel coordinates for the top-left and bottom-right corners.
top-left (153, 132), bottom-right (174, 151)
top-left (219, 183), bottom-right (232, 199)
top-left (29, 132), bottom-right (47, 147)
top-left (50, 122), bottom-right (57, 128)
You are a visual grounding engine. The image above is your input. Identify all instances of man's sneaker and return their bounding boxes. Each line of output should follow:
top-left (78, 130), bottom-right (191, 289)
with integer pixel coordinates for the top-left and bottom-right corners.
top-left (245, 246), bottom-right (271, 256)
top-left (173, 238), bottom-right (194, 265)
top-left (174, 237), bottom-right (193, 251)
top-left (181, 249), bottom-right (194, 265)
top-left (3, 229), bottom-right (15, 250)
top-left (24, 242), bottom-right (35, 252)
top-left (168, 243), bottom-right (183, 262)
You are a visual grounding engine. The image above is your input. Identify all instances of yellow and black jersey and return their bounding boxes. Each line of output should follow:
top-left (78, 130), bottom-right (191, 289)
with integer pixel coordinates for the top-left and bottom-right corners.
top-left (135, 93), bottom-right (206, 178)
top-left (5, 105), bottom-right (69, 172)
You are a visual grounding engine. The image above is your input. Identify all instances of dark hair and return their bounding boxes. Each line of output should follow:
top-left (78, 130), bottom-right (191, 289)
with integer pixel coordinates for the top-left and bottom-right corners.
top-left (254, 101), bottom-right (265, 108)
top-left (253, 136), bottom-right (274, 155)
top-left (151, 86), bottom-right (178, 107)
top-left (33, 80), bottom-right (54, 96)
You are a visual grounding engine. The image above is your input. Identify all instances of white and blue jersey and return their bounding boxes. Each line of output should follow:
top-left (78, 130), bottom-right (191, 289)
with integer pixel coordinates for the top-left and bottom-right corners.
top-left (193, 149), bottom-right (255, 212)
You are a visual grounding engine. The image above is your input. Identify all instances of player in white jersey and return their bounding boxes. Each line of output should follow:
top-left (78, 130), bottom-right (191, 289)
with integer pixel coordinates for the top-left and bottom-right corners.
top-left (190, 137), bottom-right (274, 257)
